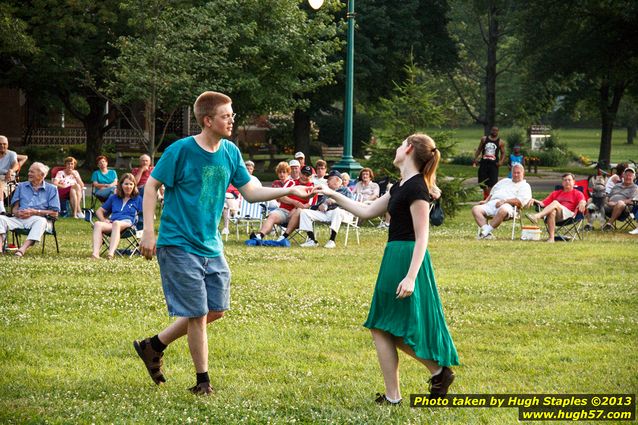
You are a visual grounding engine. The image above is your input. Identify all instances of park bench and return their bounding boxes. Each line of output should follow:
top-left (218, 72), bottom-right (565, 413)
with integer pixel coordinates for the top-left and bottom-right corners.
top-left (321, 145), bottom-right (344, 158)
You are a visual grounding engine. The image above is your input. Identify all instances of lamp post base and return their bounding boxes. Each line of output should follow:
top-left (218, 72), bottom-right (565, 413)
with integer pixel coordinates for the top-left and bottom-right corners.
top-left (330, 157), bottom-right (363, 174)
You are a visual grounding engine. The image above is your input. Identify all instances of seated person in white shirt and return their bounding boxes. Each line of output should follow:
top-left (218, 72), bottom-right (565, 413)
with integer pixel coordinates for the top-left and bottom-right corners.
top-left (311, 159), bottom-right (328, 186)
top-left (244, 160), bottom-right (261, 186)
top-left (471, 163), bottom-right (532, 239)
top-left (299, 170), bottom-right (354, 248)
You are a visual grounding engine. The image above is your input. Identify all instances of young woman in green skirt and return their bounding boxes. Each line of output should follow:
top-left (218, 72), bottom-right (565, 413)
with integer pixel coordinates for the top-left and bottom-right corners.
top-left (318, 134), bottom-right (458, 404)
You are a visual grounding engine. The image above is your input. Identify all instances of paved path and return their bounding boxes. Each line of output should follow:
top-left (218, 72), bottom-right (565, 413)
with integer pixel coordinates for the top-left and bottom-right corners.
top-left (463, 171), bottom-right (591, 193)
top-left (263, 171), bottom-right (592, 196)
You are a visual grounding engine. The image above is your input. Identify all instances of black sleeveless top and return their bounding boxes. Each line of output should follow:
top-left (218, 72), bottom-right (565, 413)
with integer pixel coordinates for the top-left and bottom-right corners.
top-left (481, 137), bottom-right (500, 162)
top-left (387, 174), bottom-right (432, 242)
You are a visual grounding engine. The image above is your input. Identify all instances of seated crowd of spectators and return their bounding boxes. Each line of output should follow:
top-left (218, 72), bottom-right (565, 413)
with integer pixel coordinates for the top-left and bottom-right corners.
top-left (472, 162), bottom-right (638, 241)
top-left (240, 150), bottom-right (385, 248)
top-left (0, 144), bottom-right (153, 256)
top-left (2, 132), bottom-right (635, 256)
top-left (0, 142), bottom-right (391, 256)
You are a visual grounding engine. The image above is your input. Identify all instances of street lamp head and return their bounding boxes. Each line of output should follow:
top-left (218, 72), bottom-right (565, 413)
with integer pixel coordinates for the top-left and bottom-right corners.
top-left (308, 0), bottom-right (324, 10)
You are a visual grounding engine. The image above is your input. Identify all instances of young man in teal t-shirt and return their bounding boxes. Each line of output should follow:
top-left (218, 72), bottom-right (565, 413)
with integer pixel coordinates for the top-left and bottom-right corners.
top-left (134, 91), bottom-right (312, 395)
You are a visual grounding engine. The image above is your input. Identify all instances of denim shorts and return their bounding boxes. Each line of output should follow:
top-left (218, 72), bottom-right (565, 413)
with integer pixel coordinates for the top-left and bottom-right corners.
top-left (157, 246), bottom-right (231, 317)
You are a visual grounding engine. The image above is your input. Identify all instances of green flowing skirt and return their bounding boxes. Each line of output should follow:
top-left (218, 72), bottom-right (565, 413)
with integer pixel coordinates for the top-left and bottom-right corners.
top-left (363, 241), bottom-right (459, 367)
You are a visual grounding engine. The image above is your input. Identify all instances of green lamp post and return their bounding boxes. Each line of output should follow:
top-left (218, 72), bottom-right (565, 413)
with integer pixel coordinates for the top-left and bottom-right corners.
top-left (309, 0), bottom-right (363, 173)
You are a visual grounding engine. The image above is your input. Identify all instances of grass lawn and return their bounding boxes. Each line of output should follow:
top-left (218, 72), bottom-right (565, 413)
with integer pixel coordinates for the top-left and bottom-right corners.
top-left (1, 208), bottom-right (636, 423)
top-left (440, 126), bottom-right (638, 164)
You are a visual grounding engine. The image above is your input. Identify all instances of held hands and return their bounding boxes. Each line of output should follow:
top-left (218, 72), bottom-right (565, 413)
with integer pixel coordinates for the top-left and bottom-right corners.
top-left (140, 230), bottom-right (157, 260)
top-left (396, 277), bottom-right (415, 299)
top-left (288, 185), bottom-right (314, 199)
top-left (313, 185), bottom-right (335, 197)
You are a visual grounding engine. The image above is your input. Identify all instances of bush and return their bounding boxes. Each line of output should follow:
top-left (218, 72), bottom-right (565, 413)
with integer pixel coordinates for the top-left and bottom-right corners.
top-left (533, 149), bottom-right (568, 166)
top-left (450, 152), bottom-right (475, 165)
top-left (23, 145), bottom-right (69, 166)
top-left (502, 127), bottom-right (527, 151)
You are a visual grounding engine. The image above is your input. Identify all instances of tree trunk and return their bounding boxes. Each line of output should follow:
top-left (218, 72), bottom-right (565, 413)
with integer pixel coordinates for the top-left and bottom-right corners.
top-left (146, 96), bottom-right (156, 164)
top-left (293, 107), bottom-right (311, 157)
top-left (83, 96), bottom-right (108, 169)
top-left (597, 80), bottom-right (626, 168)
top-left (484, 5), bottom-right (498, 135)
top-left (627, 125), bottom-right (635, 145)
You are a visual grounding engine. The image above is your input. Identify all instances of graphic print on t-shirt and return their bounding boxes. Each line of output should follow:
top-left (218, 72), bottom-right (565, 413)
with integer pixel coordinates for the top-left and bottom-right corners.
top-left (198, 164), bottom-right (228, 212)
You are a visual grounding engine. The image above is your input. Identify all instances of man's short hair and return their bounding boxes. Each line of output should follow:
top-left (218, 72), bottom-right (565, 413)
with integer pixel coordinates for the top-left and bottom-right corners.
top-left (139, 154), bottom-right (150, 161)
top-left (194, 91), bottom-right (232, 128)
top-left (0, 135), bottom-right (8, 144)
top-left (315, 159), bottom-right (327, 168)
top-left (511, 163), bottom-right (525, 172)
top-left (561, 173), bottom-right (575, 180)
top-left (31, 162), bottom-right (49, 177)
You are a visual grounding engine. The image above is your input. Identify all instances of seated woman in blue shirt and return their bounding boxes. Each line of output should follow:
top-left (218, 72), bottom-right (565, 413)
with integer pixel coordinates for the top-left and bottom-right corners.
top-left (91, 173), bottom-right (142, 259)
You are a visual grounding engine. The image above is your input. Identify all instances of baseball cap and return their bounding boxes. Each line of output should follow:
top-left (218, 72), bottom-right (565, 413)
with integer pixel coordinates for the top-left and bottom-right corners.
top-left (327, 170), bottom-right (342, 179)
top-left (301, 165), bottom-right (313, 175)
top-left (289, 159), bottom-right (300, 167)
top-left (294, 151), bottom-right (305, 159)
top-left (624, 165), bottom-right (636, 174)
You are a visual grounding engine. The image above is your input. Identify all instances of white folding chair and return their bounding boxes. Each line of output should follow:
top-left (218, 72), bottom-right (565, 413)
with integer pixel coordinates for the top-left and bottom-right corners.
top-left (229, 196), bottom-right (266, 241)
top-left (341, 209), bottom-right (360, 247)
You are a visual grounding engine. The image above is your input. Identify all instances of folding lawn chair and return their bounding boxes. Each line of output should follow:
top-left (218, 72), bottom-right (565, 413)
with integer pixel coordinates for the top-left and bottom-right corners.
top-left (228, 196), bottom-right (266, 241)
top-left (547, 212), bottom-right (585, 242)
top-left (11, 216), bottom-right (60, 254)
top-left (539, 185), bottom-right (586, 242)
top-left (85, 209), bottom-right (143, 257)
top-left (476, 201), bottom-right (532, 240)
top-left (341, 209), bottom-right (360, 247)
top-left (604, 205), bottom-right (637, 232)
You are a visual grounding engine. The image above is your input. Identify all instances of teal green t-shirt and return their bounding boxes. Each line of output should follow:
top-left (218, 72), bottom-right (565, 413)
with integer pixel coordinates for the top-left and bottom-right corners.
top-left (91, 169), bottom-right (117, 184)
top-left (152, 137), bottom-right (251, 257)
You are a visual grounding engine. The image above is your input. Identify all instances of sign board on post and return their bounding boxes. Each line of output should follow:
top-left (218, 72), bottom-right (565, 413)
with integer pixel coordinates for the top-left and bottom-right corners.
top-left (529, 125), bottom-right (552, 150)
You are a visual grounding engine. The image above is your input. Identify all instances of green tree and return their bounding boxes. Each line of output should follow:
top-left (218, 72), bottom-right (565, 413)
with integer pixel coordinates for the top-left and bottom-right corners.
top-left (108, 0), bottom-right (341, 160)
top-left (446, 0), bottom-right (521, 133)
top-left (300, 0), bottom-right (458, 156)
top-left (0, 0), bottom-right (127, 166)
top-left (107, 0), bottom-right (236, 160)
top-left (519, 0), bottom-right (638, 166)
top-left (364, 59), bottom-right (473, 217)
